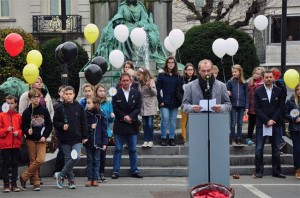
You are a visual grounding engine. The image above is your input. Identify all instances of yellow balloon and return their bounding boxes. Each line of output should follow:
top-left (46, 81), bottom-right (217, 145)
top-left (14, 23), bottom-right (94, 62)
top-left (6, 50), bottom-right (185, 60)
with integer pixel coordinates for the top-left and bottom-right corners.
top-left (26, 50), bottom-right (43, 68)
top-left (23, 64), bottom-right (39, 84)
top-left (84, 24), bottom-right (99, 44)
top-left (284, 69), bottom-right (299, 89)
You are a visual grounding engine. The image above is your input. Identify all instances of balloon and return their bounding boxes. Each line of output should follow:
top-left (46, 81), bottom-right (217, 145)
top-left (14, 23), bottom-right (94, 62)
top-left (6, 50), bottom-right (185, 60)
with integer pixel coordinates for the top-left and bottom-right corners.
top-left (84, 24), bottom-right (99, 44)
top-left (26, 50), bottom-right (43, 68)
top-left (283, 69), bottom-right (299, 89)
top-left (23, 64), bottom-right (39, 84)
top-left (114, 24), bottom-right (129, 43)
top-left (84, 64), bottom-right (103, 85)
top-left (212, 38), bottom-right (227, 58)
top-left (109, 50), bottom-right (124, 68)
top-left (55, 44), bottom-right (66, 65)
top-left (169, 29), bottom-right (185, 49)
top-left (164, 37), bottom-right (177, 53)
top-left (4, 33), bottom-right (24, 57)
top-left (91, 56), bottom-right (108, 74)
top-left (254, 15), bottom-right (268, 31)
top-left (225, 38), bottom-right (239, 56)
top-left (130, 28), bottom-right (146, 47)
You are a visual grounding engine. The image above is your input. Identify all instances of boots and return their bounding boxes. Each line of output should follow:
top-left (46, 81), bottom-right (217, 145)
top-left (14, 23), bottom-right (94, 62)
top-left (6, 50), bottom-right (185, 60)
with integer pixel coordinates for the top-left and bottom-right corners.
top-left (11, 182), bottom-right (20, 192)
top-left (3, 182), bottom-right (10, 193)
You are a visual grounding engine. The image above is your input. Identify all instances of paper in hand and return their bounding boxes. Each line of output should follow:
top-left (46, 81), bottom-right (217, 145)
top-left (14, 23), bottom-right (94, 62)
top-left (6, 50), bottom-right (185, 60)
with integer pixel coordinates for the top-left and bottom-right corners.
top-left (199, 98), bottom-right (216, 112)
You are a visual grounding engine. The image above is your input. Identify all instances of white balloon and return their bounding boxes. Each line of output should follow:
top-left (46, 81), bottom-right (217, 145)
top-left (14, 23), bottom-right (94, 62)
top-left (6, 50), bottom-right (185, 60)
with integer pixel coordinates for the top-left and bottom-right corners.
top-left (130, 28), bottom-right (146, 47)
top-left (254, 15), bottom-right (268, 31)
top-left (212, 38), bottom-right (227, 58)
top-left (109, 50), bottom-right (124, 68)
top-left (114, 24), bottom-right (129, 43)
top-left (164, 37), bottom-right (177, 53)
top-left (226, 38), bottom-right (239, 56)
top-left (169, 29), bottom-right (185, 49)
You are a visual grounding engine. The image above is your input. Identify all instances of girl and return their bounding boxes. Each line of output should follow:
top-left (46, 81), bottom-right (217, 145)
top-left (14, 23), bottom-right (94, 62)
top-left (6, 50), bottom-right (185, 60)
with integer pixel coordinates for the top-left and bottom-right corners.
top-left (156, 56), bottom-right (181, 146)
top-left (94, 84), bottom-right (115, 182)
top-left (227, 65), bottom-right (248, 146)
top-left (246, 67), bottom-right (265, 145)
top-left (137, 67), bottom-right (158, 148)
top-left (85, 97), bottom-right (108, 187)
top-left (284, 83), bottom-right (300, 179)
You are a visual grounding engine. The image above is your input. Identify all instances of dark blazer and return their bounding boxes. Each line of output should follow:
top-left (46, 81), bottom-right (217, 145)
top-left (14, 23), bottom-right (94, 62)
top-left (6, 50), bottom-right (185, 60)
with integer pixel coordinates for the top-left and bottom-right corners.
top-left (112, 88), bottom-right (141, 135)
top-left (254, 85), bottom-right (285, 127)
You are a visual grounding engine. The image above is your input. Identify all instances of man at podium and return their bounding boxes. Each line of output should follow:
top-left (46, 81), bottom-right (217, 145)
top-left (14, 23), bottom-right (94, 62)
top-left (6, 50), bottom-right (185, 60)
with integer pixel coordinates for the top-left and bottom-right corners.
top-left (181, 59), bottom-right (231, 113)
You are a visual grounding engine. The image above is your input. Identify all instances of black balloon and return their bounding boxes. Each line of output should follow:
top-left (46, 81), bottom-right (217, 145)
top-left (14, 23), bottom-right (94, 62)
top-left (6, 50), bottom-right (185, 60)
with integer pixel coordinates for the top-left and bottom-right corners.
top-left (55, 42), bottom-right (78, 65)
top-left (84, 64), bottom-right (103, 85)
top-left (91, 56), bottom-right (108, 74)
top-left (55, 44), bottom-right (66, 65)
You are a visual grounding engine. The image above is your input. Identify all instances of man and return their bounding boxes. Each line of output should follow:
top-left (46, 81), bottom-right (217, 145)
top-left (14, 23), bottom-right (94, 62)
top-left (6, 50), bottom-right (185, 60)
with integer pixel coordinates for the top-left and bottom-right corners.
top-left (254, 70), bottom-right (286, 178)
top-left (111, 73), bottom-right (143, 179)
top-left (182, 59), bottom-right (231, 113)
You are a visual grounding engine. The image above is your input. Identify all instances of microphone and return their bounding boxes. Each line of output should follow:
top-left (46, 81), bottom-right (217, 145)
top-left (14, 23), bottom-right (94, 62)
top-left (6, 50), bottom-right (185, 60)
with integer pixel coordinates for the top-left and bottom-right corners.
top-left (205, 75), bottom-right (210, 92)
top-left (205, 75), bottom-right (211, 81)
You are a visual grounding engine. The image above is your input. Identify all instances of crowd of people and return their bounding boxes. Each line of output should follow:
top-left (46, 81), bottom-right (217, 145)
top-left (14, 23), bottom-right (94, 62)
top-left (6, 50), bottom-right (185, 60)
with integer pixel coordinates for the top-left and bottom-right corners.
top-left (0, 57), bottom-right (300, 193)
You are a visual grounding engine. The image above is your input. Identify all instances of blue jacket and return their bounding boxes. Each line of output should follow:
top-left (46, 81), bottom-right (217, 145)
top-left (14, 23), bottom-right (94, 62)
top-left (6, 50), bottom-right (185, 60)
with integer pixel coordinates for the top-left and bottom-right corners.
top-left (79, 98), bottom-right (87, 109)
top-left (284, 95), bottom-right (300, 132)
top-left (100, 100), bottom-right (114, 137)
top-left (227, 79), bottom-right (249, 108)
top-left (85, 109), bottom-right (108, 147)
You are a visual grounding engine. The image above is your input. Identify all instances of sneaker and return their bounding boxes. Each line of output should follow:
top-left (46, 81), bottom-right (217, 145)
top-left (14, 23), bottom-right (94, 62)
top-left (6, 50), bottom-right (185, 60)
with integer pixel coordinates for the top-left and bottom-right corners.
top-left (85, 181), bottom-right (92, 187)
top-left (142, 141), bottom-right (148, 148)
top-left (161, 138), bottom-right (167, 146)
top-left (231, 139), bottom-right (237, 146)
top-left (11, 182), bottom-right (20, 192)
top-left (92, 181), bottom-right (99, 187)
top-left (295, 169), bottom-right (300, 179)
top-left (3, 183), bottom-right (10, 193)
top-left (68, 181), bottom-right (76, 189)
top-left (147, 141), bottom-right (153, 148)
top-left (169, 139), bottom-right (176, 146)
top-left (19, 176), bottom-right (27, 191)
top-left (236, 138), bottom-right (242, 145)
top-left (246, 138), bottom-right (254, 146)
top-left (33, 185), bottom-right (40, 191)
top-left (99, 173), bottom-right (107, 183)
top-left (55, 172), bottom-right (64, 189)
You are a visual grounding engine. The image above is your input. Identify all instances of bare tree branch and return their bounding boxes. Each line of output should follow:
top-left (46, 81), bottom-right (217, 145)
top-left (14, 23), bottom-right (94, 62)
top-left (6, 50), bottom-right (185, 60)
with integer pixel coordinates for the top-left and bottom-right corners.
top-left (181, 0), bottom-right (203, 22)
top-left (215, 0), bottom-right (240, 21)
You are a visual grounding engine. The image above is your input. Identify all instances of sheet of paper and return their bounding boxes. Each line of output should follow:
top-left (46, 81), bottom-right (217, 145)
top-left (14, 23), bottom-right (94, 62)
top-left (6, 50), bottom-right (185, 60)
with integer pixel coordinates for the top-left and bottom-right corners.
top-left (199, 98), bottom-right (216, 112)
top-left (263, 125), bottom-right (272, 136)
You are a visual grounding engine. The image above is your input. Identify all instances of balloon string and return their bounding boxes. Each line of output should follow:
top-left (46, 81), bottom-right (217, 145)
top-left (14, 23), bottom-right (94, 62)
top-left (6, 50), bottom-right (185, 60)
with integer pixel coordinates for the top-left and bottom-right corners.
top-left (261, 30), bottom-right (268, 69)
top-left (231, 56), bottom-right (234, 65)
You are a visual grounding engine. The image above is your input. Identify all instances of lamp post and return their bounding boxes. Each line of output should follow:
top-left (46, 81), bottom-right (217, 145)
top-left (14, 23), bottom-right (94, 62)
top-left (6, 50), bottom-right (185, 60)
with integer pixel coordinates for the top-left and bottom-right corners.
top-left (61, 0), bottom-right (68, 85)
top-left (281, 0), bottom-right (287, 74)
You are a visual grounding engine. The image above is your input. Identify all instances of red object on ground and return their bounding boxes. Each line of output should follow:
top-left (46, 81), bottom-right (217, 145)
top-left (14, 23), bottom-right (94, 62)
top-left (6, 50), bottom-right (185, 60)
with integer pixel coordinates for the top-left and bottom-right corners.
top-left (189, 183), bottom-right (235, 198)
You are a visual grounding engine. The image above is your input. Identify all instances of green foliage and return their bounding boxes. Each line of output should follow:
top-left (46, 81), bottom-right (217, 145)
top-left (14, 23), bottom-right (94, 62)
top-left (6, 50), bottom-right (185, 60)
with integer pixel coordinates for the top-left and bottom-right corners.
top-left (40, 38), bottom-right (89, 98)
top-left (178, 22), bottom-right (259, 82)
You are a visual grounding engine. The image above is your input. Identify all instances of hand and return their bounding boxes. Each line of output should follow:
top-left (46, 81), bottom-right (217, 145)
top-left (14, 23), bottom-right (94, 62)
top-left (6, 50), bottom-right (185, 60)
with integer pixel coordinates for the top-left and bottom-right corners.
top-left (227, 91), bottom-right (232, 96)
top-left (82, 139), bottom-right (88, 144)
top-left (244, 109), bottom-right (249, 115)
top-left (146, 82), bottom-right (151, 88)
top-left (28, 128), bottom-right (33, 135)
top-left (267, 119), bottom-right (276, 126)
top-left (63, 124), bottom-right (69, 131)
top-left (124, 115), bottom-right (132, 123)
top-left (212, 104), bottom-right (222, 113)
top-left (102, 145), bottom-right (107, 151)
top-left (91, 123), bottom-right (96, 129)
top-left (7, 126), bottom-right (13, 132)
top-left (296, 118), bottom-right (300, 123)
top-left (160, 103), bottom-right (164, 107)
top-left (192, 105), bottom-right (201, 112)
top-left (39, 137), bottom-right (46, 142)
top-left (12, 131), bottom-right (18, 136)
top-left (110, 112), bottom-right (115, 119)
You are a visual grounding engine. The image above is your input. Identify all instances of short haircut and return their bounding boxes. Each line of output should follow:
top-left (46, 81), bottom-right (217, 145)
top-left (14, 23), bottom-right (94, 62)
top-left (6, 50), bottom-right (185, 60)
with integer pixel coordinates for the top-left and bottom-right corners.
top-left (82, 83), bottom-right (94, 91)
top-left (5, 95), bottom-right (18, 103)
top-left (64, 86), bottom-right (75, 93)
top-left (262, 69), bottom-right (273, 77)
top-left (120, 73), bottom-right (131, 80)
top-left (198, 59), bottom-right (213, 70)
top-left (213, 65), bottom-right (219, 72)
top-left (58, 85), bottom-right (67, 92)
top-left (28, 88), bottom-right (41, 98)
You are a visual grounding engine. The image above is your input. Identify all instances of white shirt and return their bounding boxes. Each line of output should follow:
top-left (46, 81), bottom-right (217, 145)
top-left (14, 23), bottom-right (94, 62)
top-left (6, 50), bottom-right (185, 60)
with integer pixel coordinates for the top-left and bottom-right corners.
top-left (264, 84), bottom-right (273, 102)
top-left (122, 88), bottom-right (130, 102)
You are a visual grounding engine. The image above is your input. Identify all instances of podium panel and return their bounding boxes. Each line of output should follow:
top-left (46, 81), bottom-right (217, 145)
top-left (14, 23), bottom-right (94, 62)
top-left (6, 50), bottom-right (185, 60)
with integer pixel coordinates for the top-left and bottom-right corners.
top-left (187, 113), bottom-right (230, 188)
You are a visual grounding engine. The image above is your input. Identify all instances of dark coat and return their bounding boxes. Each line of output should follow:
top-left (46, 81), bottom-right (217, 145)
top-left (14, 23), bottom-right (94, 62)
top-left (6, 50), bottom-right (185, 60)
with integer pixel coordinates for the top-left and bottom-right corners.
top-left (176, 76), bottom-right (197, 105)
top-left (254, 85), bottom-right (285, 127)
top-left (227, 79), bottom-right (249, 108)
top-left (112, 88), bottom-right (141, 135)
top-left (284, 95), bottom-right (300, 132)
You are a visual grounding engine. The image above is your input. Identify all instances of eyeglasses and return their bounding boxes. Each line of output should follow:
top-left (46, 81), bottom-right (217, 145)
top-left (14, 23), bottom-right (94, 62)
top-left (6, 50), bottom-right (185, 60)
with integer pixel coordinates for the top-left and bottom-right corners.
top-left (168, 62), bottom-right (175, 64)
top-left (186, 69), bottom-right (194, 71)
top-left (31, 95), bottom-right (40, 99)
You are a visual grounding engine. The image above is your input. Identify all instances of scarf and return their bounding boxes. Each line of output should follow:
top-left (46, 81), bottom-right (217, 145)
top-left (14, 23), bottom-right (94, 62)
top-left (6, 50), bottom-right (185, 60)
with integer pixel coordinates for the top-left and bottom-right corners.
top-left (198, 74), bottom-right (215, 99)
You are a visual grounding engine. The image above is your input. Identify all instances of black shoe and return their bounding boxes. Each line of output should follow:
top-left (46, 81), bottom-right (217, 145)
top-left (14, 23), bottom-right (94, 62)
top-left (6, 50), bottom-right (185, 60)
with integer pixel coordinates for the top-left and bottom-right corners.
top-left (236, 138), bottom-right (242, 145)
top-left (169, 139), bottom-right (176, 146)
top-left (272, 173), bottom-right (286, 178)
top-left (279, 142), bottom-right (287, 150)
top-left (111, 173), bottom-right (119, 179)
top-left (161, 138), bottom-right (167, 146)
top-left (131, 172), bottom-right (143, 178)
top-left (19, 176), bottom-right (27, 191)
top-left (256, 173), bottom-right (263, 178)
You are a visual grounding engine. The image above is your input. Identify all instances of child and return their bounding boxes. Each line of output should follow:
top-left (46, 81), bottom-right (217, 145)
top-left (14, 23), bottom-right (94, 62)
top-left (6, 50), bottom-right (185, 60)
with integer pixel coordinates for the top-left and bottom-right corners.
top-left (213, 65), bottom-right (219, 79)
top-left (54, 86), bottom-right (88, 189)
top-left (0, 95), bottom-right (23, 192)
top-left (227, 65), bottom-right (248, 146)
top-left (137, 67), bottom-right (158, 148)
top-left (20, 88), bottom-right (53, 191)
top-left (246, 67), bottom-right (265, 145)
top-left (79, 83), bottom-right (94, 109)
top-left (84, 97), bottom-right (108, 187)
top-left (94, 84), bottom-right (115, 182)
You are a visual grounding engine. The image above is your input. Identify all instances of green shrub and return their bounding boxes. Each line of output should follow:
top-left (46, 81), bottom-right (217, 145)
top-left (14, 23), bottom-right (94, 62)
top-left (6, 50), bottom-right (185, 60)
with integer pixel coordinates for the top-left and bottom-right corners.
top-left (178, 22), bottom-right (259, 81)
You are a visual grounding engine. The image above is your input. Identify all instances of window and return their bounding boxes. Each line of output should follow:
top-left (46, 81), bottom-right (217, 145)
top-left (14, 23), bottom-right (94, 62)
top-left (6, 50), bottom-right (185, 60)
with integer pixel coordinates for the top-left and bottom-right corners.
top-left (270, 15), bottom-right (300, 43)
top-left (0, 0), bottom-right (9, 18)
top-left (50, 0), bottom-right (71, 15)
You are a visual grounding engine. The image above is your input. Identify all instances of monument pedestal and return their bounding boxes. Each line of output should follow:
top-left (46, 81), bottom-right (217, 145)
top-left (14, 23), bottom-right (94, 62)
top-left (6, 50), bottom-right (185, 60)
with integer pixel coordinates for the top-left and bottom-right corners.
top-left (187, 113), bottom-right (230, 188)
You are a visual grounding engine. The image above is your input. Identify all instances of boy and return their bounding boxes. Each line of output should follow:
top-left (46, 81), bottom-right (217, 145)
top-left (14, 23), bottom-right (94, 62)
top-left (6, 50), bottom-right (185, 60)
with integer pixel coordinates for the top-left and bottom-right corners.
top-left (19, 88), bottom-right (53, 191)
top-left (54, 86), bottom-right (88, 189)
top-left (79, 83), bottom-right (94, 109)
top-left (0, 95), bottom-right (23, 192)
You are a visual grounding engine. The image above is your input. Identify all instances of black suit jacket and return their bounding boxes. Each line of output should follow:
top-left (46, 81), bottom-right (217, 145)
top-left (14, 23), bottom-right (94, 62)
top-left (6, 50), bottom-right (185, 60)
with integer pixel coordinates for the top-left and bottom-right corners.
top-left (254, 85), bottom-right (284, 127)
top-left (112, 88), bottom-right (141, 135)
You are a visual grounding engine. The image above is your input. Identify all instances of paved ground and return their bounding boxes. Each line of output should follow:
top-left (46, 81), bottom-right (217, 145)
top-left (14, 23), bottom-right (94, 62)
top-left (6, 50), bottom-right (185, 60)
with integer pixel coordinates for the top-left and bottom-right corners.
top-left (1, 176), bottom-right (299, 197)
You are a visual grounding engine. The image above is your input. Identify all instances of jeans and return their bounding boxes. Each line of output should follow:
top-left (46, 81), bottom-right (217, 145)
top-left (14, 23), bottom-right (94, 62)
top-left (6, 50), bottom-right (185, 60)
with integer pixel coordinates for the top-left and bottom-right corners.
top-left (99, 149), bottom-right (106, 175)
top-left (142, 116), bottom-right (154, 142)
top-left (113, 134), bottom-right (139, 174)
top-left (255, 126), bottom-right (281, 175)
top-left (247, 113), bottom-right (256, 139)
top-left (61, 143), bottom-right (82, 181)
top-left (290, 131), bottom-right (300, 170)
top-left (85, 146), bottom-right (101, 181)
top-left (230, 107), bottom-right (244, 138)
top-left (1, 148), bottom-right (20, 183)
top-left (160, 107), bottom-right (178, 139)
top-left (54, 138), bottom-right (64, 173)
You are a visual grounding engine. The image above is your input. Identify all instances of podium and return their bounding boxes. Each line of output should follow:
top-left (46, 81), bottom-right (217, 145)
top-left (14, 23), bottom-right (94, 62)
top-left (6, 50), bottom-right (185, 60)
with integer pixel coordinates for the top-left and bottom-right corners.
top-left (187, 113), bottom-right (230, 187)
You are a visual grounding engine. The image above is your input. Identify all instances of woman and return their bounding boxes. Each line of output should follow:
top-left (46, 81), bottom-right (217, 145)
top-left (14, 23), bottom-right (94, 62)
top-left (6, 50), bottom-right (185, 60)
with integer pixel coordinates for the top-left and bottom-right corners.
top-left (156, 56), bottom-right (181, 146)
